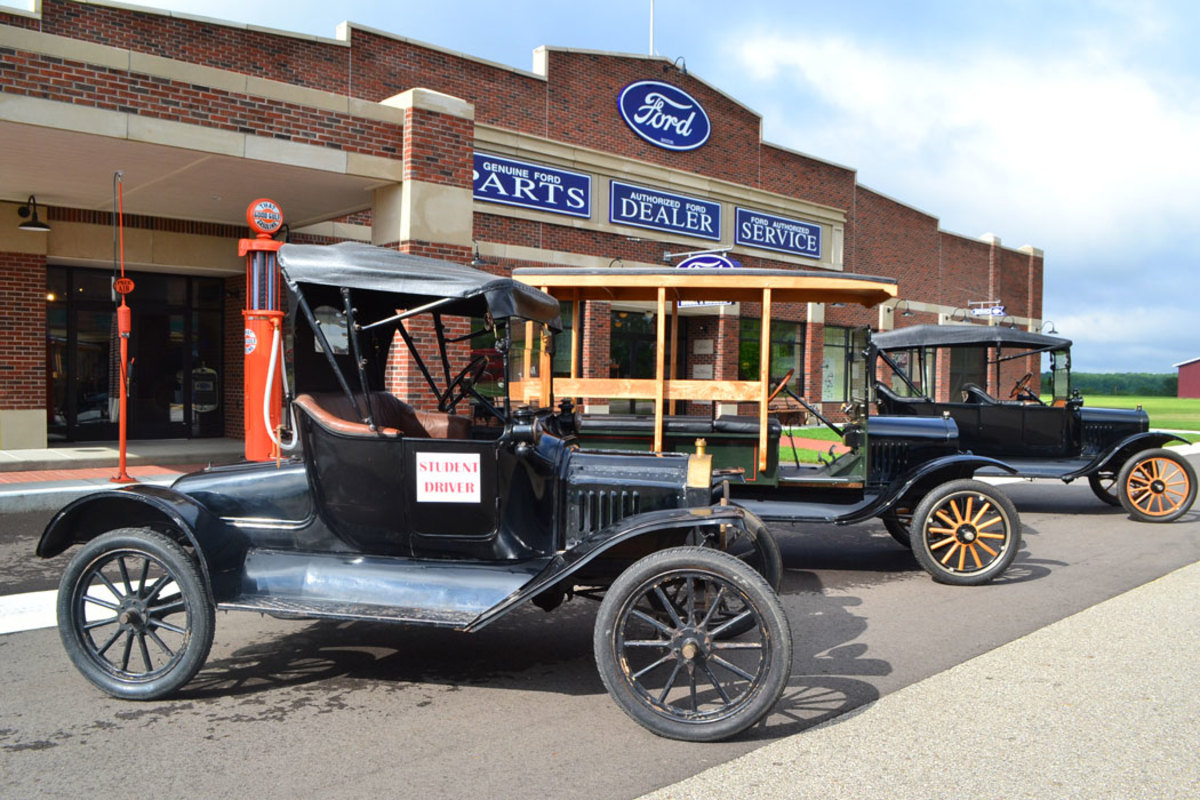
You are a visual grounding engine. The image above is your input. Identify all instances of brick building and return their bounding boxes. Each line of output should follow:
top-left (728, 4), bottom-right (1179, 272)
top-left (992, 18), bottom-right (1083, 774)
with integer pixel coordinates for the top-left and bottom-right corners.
top-left (0, 0), bottom-right (1044, 450)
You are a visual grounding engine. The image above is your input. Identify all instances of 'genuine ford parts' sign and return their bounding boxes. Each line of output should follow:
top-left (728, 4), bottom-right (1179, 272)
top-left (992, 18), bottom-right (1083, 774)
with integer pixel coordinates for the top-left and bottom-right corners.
top-left (618, 80), bottom-right (711, 151)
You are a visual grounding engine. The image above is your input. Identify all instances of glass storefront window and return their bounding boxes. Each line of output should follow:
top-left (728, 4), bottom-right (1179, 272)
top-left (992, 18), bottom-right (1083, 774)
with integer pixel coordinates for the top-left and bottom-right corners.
top-left (739, 318), bottom-right (804, 394)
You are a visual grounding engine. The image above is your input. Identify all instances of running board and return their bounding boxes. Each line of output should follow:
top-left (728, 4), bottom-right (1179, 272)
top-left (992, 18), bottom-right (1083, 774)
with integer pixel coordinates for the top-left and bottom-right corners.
top-left (222, 548), bottom-right (551, 630)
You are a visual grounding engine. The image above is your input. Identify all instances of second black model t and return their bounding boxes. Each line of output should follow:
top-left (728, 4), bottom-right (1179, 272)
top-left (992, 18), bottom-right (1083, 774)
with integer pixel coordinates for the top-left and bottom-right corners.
top-left (37, 243), bottom-right (793, 742)
top-left (870, 324), bottom-right (1196, 522)
top-left (516, 267), bottom-right (1025, 587)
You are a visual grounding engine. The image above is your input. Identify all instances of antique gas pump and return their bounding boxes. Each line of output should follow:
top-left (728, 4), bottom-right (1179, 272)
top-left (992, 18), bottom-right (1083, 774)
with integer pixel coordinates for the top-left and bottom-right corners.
top-left (238, 199), bottom-right (285, 461)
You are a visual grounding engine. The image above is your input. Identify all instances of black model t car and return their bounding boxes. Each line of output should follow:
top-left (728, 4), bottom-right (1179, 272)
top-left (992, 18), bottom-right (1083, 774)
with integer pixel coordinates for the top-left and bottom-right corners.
top-left (516, 268), bottom-right (1025, 587)
top-left (871, 324), bottom-right (1196, 522)
top-left (37, 243), bottom-right (793, 742)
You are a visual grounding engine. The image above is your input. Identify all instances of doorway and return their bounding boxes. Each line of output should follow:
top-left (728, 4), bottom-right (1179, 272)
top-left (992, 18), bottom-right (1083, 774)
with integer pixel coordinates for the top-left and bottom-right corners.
top-left (46, 267), bottom-right (224, 442)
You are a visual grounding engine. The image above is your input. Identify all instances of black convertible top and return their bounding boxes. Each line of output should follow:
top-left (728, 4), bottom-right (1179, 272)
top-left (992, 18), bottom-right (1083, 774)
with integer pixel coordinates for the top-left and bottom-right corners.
top-left (871, 324), bottom-right (1071, 352)
top-left (278, 242), bottom-right (562, 329)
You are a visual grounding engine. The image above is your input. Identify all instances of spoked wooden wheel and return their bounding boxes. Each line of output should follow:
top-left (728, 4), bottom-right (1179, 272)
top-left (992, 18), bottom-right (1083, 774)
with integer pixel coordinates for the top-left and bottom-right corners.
top-left (1087, 471), bottom-right (1121, 506)
top-left (1118, 449), bottom-right (1197, 523)
top-left (57, 529), bottom-right (214, 699)
top-left (910, 480), bottom-right (1021, 585)
top-left (594, 547), bottom-right (791, 742)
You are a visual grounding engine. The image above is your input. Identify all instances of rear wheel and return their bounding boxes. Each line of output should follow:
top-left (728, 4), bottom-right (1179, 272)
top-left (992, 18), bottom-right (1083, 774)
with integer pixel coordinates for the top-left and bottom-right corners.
top-left (910, 480), bottom-right (1020, 586)
top-left (594, 547), bottom-right (791, 742)
top-left (57, 528), bottom-right (214, 700)
top-left (1087, 471), bottom-right (1121, 506)
top-left (1118, 449), bottom-right (1196, 523)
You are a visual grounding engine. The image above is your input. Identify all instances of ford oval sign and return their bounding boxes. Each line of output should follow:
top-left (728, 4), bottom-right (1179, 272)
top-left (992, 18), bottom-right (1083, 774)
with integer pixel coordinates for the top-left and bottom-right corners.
top-left (618, 81), bottom-right (711, 151)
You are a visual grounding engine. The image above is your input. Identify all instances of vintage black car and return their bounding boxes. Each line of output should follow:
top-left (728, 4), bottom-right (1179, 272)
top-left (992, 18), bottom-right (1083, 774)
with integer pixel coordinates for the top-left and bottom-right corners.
top-left (37, 243), bottom-right (794, 742)
top-left (870, 324), bottom-right (1196, 523)
top-left (517, 268), bottom-right (1024, 587)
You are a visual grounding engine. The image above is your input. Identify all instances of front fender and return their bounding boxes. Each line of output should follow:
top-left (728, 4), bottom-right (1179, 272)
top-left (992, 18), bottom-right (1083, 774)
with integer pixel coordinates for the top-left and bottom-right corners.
top-left (37, 485), bottom-right (247, 601)
top-left (869, 454), bottom-right (1018, 520)
top-left (466, 504), bottom-right (759, 631)
top-left (1066, 432), bottom-right (1191, 480)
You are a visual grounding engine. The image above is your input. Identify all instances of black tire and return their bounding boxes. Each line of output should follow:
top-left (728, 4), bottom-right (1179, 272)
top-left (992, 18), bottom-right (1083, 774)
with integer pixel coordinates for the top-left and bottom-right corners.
top-left (594, 547), bottom-right (792, 742)
top-left (910, 480), bottom-right (1020, 586)
top-left (57, 528), bottom-right (215, 700)
top-left (1117, 449), bottom-right (1197, 523)
top-left (1087, 471), bottom-right (1121, 506)
top-left (703, 515), bottom-right (784, 637)
top-left (881, 506), bottom-right (914, 548)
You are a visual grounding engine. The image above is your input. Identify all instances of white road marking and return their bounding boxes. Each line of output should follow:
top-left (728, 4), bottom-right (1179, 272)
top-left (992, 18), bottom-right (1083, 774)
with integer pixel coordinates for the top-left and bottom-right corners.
top-left (0, 590), bottom-right (58, 635)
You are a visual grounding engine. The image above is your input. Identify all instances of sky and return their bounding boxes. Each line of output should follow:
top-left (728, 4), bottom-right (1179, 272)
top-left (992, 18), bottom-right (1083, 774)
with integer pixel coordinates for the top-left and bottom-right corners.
top-left (10, 0), bottom-right (1199, 372)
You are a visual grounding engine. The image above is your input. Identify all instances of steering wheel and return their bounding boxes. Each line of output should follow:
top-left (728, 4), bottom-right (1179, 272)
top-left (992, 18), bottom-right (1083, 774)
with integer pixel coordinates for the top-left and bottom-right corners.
top-left (766, 368), bottom-right (796, 404)
top-left (440, 354), bottom-right (489, 412)
top-left (1008, 372), bottom-right (1034, 401)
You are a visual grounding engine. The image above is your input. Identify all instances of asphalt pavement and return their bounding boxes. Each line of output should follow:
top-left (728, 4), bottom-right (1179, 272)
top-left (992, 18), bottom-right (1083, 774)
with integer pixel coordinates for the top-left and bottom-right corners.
top-left (3, 438), bottom-right (1198, 799)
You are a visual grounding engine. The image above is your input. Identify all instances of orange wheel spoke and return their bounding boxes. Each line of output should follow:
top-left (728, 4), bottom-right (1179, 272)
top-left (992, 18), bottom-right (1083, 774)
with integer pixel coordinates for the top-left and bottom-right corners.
top-left (967, 544), bottom-right (983, 568)
top-left (978, 531), bottom-right (1006, 540)
top-left (976, 516), bottom-right (1003, 530)
top-left (930, 536), bottom-right (957, 550)
top-left (978, 541), bottom-right (998, 557)
top-left (935, 509), bottom-right (956, 527)
top-left (939, 542), bottom-right (961, 565)
top-left (956, 545), bottom-right (967, 571)
top-left (970, 501), bottom-right (992, 526)
top-left (929, 526), bottom-right (957, 535)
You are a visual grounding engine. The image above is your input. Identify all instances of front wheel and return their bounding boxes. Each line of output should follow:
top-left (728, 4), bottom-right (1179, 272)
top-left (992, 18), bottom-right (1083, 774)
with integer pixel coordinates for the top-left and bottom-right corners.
top-left (594, 547), bottom-right (792, 742)
top-left (1118, 449), bottom-right (1197, 523)
top-left (910, 480), bottom-right (1021, 586)
top-left (57, 528), bottom-right (215, 700)
top-left (881, 505), bottom-right (914, 548)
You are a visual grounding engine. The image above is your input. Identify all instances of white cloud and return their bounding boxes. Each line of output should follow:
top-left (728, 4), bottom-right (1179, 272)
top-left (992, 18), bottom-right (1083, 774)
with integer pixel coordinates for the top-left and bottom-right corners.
top-left (731, 33), bottom-right (1200, 259)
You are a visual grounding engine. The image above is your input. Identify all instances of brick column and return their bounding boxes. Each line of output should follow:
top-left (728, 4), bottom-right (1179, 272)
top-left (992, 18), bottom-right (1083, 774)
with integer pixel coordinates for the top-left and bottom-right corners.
top-left (0, 250), bottom-right (48, 449)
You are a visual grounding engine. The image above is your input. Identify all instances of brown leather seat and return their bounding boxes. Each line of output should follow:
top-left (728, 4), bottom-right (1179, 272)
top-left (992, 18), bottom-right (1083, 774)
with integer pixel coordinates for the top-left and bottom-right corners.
top-left (293, 392), bottom-right (470, 439)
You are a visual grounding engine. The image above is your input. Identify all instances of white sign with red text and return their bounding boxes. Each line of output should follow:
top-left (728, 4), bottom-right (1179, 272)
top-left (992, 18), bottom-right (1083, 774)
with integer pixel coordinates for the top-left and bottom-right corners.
top-left (415, 452), bottom-right (481, 503)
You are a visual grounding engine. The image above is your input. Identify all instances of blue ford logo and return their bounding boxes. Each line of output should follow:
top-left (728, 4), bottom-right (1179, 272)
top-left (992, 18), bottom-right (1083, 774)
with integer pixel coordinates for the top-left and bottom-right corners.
top-left (618, 81), bottom-right (711, 151)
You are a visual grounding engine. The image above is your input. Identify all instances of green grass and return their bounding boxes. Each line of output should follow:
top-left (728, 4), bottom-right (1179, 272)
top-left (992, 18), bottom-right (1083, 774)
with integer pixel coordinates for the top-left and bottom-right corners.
top-left (1084, 395), bottom-right (1200, 438)
top-left (780, 425), bottom-right (844, 463)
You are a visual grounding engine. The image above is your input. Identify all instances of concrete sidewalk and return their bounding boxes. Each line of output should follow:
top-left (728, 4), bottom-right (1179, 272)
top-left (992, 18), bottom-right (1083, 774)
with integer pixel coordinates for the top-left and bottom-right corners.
top-left (640, 559), bottom-right (1200, 800)
top-left (0, 438), bottom-right (245, 512)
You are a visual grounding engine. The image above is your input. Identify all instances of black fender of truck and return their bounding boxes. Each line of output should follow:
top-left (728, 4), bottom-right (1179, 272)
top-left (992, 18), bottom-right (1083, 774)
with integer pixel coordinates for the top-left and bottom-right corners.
top-left (36, 485), bottom-right (247, 602)
top-left (1064, 432), bottom-right (1191, 481)
top-left (466, 504), bottom-right (762, 631)
top-left (864, 454), bottom-right (1019, 523)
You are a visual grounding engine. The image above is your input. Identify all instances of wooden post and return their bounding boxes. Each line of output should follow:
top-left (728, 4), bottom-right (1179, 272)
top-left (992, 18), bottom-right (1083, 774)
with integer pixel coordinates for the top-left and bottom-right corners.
top-left (758, 288), bottom-right (772, 473)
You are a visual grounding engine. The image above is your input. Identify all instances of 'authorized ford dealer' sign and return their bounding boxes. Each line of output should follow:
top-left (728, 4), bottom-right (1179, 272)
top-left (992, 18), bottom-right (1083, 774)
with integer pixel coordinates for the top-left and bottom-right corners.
top-left (734, 208), bottom-right (822, 259)
top-left (610, 181), bottom-right (721, 240)
top-left (618, 81), bottom-right (711, 151)
top-left (473, 153), bottom-right (591, 218)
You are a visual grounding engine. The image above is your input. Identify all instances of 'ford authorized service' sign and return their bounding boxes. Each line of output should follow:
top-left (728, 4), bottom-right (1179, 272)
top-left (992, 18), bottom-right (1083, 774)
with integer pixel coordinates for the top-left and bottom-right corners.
top-left (618, 81), bottom-right (711, 151)
top-left (610, 181), bottom-right (721, 240)
top-left (473, 153), bottom-right (591, 218)
top-left (735, 208), bottom-right (822, 259)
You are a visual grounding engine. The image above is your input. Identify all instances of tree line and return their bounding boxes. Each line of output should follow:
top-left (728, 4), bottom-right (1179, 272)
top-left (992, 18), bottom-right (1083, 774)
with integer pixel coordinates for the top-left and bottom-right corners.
top-left (1045, 372), bottom-right (1178, 396)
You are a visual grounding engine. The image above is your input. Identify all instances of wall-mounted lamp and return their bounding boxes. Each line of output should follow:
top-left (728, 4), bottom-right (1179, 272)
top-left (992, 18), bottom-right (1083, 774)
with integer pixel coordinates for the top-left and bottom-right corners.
top-left (949, 307), bottom-right (968, 322)
top-left (1040, 320), bottom-right (1057, 334)
top-left (17, 195), bottom-right (51, 232)
top-left (1000, 315), bottom-right (1017, 328)
top-left (608, 257), bottom-right (625, 268)
top-left (471, 241), bottom-right (488, 267)
top-left (897, 300), bottom-right (915, 317)
top-left (663, 56), bottom-right (686, 75)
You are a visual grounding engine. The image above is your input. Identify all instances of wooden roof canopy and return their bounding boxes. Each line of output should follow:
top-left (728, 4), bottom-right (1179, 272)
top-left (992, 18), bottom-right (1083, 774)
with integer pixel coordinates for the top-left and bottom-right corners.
top-left (513, 266), bottom-right (899, 472)
top-left (513, 267), bottom-right (898, 307)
